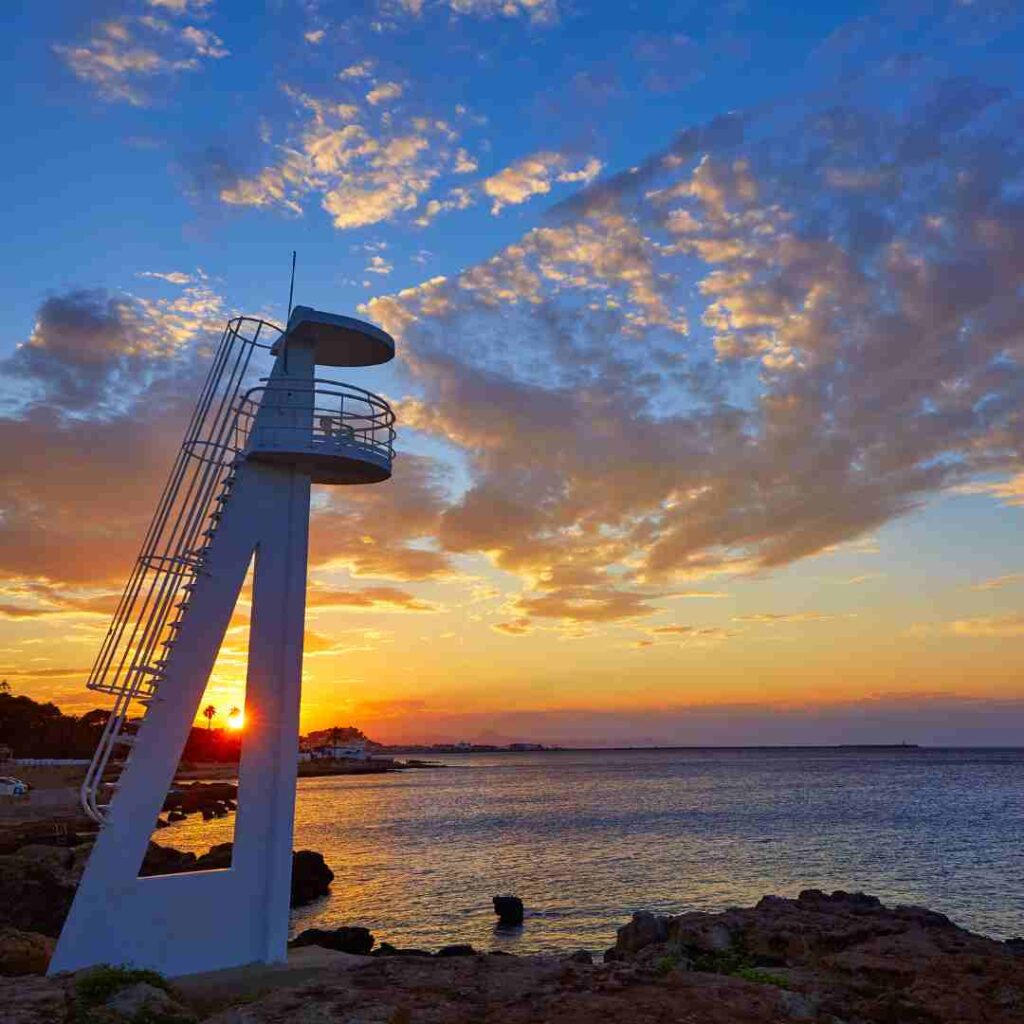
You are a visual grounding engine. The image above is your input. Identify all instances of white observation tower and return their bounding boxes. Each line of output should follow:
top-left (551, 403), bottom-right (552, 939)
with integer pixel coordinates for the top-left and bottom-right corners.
top-left (49, 305), bottom-right (396, 977)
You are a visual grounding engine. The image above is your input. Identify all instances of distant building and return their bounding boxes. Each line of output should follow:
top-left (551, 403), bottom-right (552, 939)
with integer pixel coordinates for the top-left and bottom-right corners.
top-left (303, 738), bottom-right (369, 761)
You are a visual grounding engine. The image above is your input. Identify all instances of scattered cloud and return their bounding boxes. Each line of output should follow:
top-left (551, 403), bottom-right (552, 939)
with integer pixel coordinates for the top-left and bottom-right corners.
top-left (306, 584), bottom-right (437, 612)
top-left (304, 29), bottom-right (325, 44)
top-left (146, 0), bottom-right (212, 12)
top-left (970, 574), bottom-right (1024, 592)
top-left (218, 85), bottom-right (469, 230)
top-left (137, 270), bottom-right (194, 285)
top-left (339, 60), bottom-right (375, 80)
top-left (956, 474), bottom-right (1024, 507)
top-left (491, 617), bottom-right (533, 635)
top-left (383, 0), bottom-right (559, 25)
top-left (360, 63), bottom-right (1024, 628)
top-left (948, 615), bottom-right (1024, 638)
top-left (365, 255), bottom-right (393, 275)
top-left (366, 81), bottom-right (403, 106)
top-left (483, 151), bottom-right (603, 213)
top-left (54, 12), bottom-right (228, 106)
top-left (733, 613), bottom-right (848, 624)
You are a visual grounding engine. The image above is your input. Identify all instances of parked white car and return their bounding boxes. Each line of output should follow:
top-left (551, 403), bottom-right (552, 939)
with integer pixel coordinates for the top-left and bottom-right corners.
top-left (0, 776), bottom-right (28, 797)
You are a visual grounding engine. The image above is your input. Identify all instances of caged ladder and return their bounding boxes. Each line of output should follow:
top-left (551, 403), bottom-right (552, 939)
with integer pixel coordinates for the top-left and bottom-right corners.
top-left (80, 317), bottom-right (278, 823)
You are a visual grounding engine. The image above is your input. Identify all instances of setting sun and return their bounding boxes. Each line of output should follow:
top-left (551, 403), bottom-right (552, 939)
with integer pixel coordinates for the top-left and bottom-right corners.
top-left (227, 708), bottom-right (245, 731)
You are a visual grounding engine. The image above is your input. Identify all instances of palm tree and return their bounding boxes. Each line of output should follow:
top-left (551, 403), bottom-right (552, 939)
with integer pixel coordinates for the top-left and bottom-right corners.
top-left (228, 706), bottom-right (241, 721)
top-left (202, 704), bottom-right (217, 730)
top-left (0, 679), bottom-right (10, 694)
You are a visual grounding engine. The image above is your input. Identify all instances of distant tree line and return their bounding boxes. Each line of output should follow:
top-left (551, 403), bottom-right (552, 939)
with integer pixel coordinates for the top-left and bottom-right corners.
top-left (0, 685), bottom-right (241, 763)
top-left (0, 686), bottom-right (108, 759)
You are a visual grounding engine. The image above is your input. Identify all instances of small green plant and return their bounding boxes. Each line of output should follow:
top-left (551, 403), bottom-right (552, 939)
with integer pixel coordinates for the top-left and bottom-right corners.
top-left (690, 945), bottom-right (754, 975)
top-left (655, 953), bottom-right (681, 976)
top-left (733, 965), bottom-right (791, 989)
top-left (75, 965), bottom-right (171, 1007)
top-left (72, 964), bottom-right (194, 1024)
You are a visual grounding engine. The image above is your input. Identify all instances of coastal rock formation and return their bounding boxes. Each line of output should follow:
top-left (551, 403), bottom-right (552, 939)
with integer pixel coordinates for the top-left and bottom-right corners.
top-left (611, 888), bottom-right (1024, 1023)
top-left (0, 929), bottom-right (54, 976)
top-left (0, 839), bottom-right (335, 937)
top-left (290, 849), bottom-right (334, 906)
top-left (290, 926), bottom-right (375, 956)
top-left (164, 782), bottom-right (239, 817)
top-left (0, 844), bottom-right (82, 936)
top-left (1, 891), bottom-right (1020, 1023)
top-left (494, 894), bottom-right (525, 926)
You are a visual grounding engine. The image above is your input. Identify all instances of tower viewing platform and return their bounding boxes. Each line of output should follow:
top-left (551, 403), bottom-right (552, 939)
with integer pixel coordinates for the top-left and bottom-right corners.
top-left (241, 377), bottom-right (395, 484)
top-left (241, 305), bottom-right (396, 484)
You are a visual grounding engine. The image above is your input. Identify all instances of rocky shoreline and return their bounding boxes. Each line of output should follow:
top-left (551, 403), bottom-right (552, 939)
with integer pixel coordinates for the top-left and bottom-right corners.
top-left (0, 833), bottom-right (1021, 1024)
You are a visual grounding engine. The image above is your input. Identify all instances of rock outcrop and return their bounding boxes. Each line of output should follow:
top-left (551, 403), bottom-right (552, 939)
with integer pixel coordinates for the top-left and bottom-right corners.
top-left (0, 929), bottom-right (54, 976)
top-left (290, 849), bottom-right (334, 906)
top-left (493, 894), bottom-right (525, 926)
top-left (0, 844), bottom-right (85, 936)
top-left (290, 926), bottom-right (374, 956)
top-left (611, 888), bottom-right (1024, 1023)
top-left (0, 838), bottom-right (335, 936)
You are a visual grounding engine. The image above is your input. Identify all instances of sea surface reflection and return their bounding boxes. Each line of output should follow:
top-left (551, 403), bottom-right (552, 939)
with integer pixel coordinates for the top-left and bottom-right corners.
top-left (162, 747), bottom-right (1024, 952)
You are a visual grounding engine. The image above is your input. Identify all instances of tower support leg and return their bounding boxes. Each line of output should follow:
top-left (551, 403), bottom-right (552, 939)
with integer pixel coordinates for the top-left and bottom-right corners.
top-left (48, 462), bottom-right (311, 977)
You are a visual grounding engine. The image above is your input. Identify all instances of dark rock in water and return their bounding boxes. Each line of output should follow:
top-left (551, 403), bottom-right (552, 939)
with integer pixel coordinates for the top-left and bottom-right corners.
top-left (167, 810), bottom-right (187, 822)
top-left (291, 926), bottom-right (374, 956)
top-left (154, 817), bottom-right (169, 829)
top-left (139, 841), bottom-right (196, 878)
top-left (200, 807), bottom-right (214, 821)
top-left (1007, 937), bottom-right (1024, 956)
top-left (493, 894), bottom-right (524, 926)
top-left (437, 944), bottom-right (477, 957)
top-left (290, 849), bottom-right (334, 906)
top-left (373, 942), bottom-right (433, 958)
top-left (195, 842), bottom-right (233, 871)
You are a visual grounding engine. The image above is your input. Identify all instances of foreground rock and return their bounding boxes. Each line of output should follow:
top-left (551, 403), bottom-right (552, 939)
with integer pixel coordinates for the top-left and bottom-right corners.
top-left (0, 844), bottom-right (87, 936)
top-left (611, 888), bottom-right (1024, 1023)
top-left (1, 891), bottom-right (1021, 1023)
top-left (0, 929), bottom-right (54, 975)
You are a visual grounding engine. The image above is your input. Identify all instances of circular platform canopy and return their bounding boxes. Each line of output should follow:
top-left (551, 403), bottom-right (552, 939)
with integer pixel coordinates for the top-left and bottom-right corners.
top-left (275, 306), bottom-right (395, 367)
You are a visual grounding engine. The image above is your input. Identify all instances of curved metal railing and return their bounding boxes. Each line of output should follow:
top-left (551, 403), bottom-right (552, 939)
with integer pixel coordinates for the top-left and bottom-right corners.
top-left (80, 317), bottom-right (281, 823)
top-left (239, 377), bottom-right (396, 469)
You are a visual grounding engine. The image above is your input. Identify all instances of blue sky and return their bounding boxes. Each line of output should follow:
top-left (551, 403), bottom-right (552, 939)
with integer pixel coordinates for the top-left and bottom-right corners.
top-left (2, 0), bottom-right (1024, 743)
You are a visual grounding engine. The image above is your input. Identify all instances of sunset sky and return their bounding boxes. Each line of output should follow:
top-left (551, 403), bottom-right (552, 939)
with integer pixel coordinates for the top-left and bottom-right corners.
top-left (2, 0), bottom-right (1024, 745)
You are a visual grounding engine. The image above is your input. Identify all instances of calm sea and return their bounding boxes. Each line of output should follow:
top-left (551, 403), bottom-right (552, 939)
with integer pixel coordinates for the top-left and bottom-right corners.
top-left (164, 747), bottom-right (1024, 953)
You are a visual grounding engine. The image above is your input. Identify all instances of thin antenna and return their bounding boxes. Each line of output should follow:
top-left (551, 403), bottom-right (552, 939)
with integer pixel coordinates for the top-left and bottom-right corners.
top-left (287, 250), bottom-right (297, 321)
